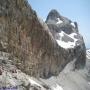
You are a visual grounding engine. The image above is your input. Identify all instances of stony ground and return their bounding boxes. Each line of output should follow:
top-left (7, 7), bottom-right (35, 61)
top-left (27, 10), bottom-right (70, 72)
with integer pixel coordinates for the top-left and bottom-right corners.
top-left (40, 58), bottom-right (90, 90)
top-left (0, 50), bottom-right (90, 90)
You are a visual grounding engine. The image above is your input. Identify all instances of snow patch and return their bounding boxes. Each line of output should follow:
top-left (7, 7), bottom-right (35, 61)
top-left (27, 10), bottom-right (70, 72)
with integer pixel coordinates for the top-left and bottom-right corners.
top-left (56, 18), bottom-right (63, 24)
top-left (56, 39), bottom-right (75, 48)
top-left (52, 84), bottom-right (63, 90)
top-left (86, 49), bottom-right (90, 59)
top-left (71, 22), bottom-right (75, 27)
top-left (69, 33), bottom-right (78, 42)
top-left (56, 31), bottom-right (78, 49)
top-left (88, 82), bottom-right (90, 85)
top-left (58, 31), bottom-right (64, 37)
top-left (29, 78), bottom-right (42, 87)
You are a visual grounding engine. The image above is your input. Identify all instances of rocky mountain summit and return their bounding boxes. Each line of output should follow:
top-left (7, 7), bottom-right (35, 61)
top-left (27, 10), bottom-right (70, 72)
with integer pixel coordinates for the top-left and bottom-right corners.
top-left (46, 9), bottom-right (86, 69)
top-left (0, 0), bottom-right (86, 79)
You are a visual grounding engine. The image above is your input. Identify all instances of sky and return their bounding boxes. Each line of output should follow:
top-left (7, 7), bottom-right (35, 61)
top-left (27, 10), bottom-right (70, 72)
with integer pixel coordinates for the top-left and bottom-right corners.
top-left (28, 0), bottom-right (90, 48)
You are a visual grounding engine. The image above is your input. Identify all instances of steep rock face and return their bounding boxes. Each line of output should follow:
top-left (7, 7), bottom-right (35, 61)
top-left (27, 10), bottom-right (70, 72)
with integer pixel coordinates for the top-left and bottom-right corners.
top-left (0, 0), bottom-right (86, 78)
top-left (0, 0), bottom-right (56, 78)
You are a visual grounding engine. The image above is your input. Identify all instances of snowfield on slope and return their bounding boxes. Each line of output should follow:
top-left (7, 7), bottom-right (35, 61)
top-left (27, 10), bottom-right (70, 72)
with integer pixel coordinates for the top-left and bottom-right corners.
top-left (86, 49), bottom-right (90, 59)
top-left (56, 31), bottom-right (79, 49)
top-left (56, 18), bottom-right (63, 24)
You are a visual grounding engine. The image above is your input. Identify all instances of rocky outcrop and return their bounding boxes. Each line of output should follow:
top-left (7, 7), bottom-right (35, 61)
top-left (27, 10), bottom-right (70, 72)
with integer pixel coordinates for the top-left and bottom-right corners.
top-left (0, 0), bottom-right (86, 78)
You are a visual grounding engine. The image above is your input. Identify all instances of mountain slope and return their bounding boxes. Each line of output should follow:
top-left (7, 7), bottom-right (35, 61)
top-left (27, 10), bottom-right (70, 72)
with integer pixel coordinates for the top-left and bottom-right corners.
top-left (0, 0), bottom-right (86, 79)
top-left (86, 49), bottom-right (90, 59)
top-left (40, 49), bottom-right (90, 90)
top-left (0, 50), bottom-right (90, 90)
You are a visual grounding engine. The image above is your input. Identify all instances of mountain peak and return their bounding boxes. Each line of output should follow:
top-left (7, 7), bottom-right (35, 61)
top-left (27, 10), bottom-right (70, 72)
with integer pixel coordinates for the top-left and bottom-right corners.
top-left (47, 9), bottom-right (61, 19)
top-left (46, 9), bottom-right (62, 23)
top-left (46, 9), bottom-right (71, 24)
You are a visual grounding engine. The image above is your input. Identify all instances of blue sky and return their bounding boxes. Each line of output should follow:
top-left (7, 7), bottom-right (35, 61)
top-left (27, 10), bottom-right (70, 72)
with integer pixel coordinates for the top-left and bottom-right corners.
top-left (28, 0), bottom-right (90, 48)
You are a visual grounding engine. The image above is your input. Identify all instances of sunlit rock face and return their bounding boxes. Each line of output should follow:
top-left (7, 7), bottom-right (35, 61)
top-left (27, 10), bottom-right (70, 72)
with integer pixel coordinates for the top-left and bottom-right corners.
top-left (0, 0), bottom-right (86, 78)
